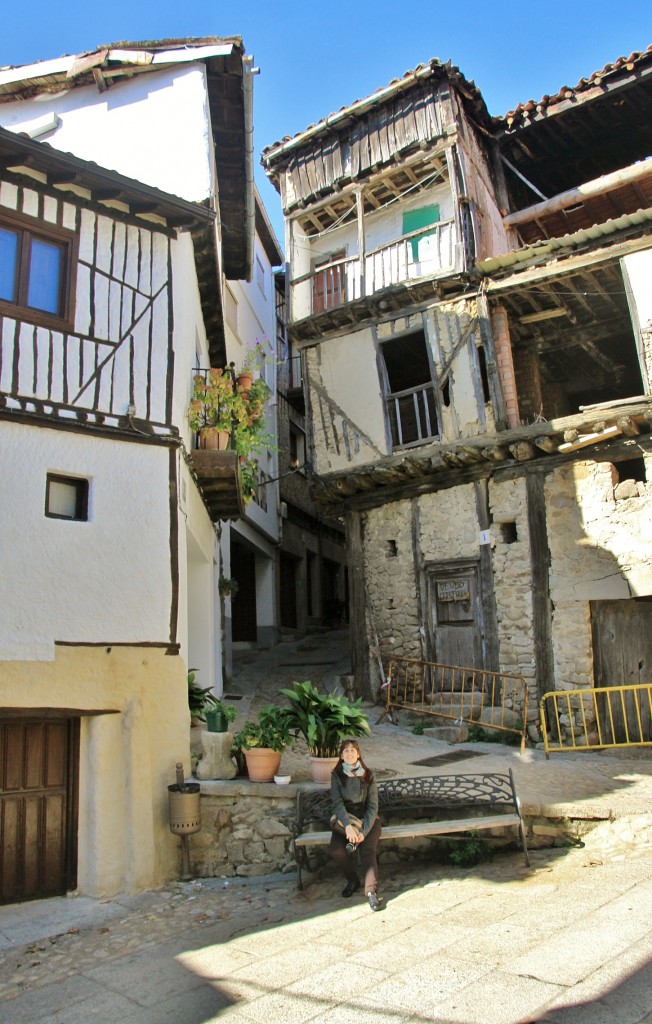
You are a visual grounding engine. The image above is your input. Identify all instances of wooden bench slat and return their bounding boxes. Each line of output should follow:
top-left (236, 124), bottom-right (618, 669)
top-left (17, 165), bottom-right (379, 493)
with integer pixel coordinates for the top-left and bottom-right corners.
top-left (295, 812), bottom-right (522, 847)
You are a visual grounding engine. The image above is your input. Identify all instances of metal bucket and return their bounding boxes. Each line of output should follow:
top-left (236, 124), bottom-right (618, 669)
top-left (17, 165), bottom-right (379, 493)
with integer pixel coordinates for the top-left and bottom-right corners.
top-left (168, 784), bottom-right (201, 835)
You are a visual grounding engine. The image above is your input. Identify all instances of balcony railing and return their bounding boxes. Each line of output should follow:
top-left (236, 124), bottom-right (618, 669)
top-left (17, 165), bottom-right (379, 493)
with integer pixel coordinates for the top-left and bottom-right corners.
top-left (293, 219), bottom-right (456, 317)
top-left (387, 381), bottom-right (438, 449)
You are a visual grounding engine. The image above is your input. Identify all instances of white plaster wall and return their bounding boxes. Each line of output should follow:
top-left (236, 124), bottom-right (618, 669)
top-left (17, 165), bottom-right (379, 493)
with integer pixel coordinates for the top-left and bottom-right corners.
top-left (0, 422), bottom-right (172, 659)
top-left (307, 327), bottom-right (388, 473)
top-left (0, 66), bottom-right (214, 203)
top-left (622, 249), bottom-right (652, 329)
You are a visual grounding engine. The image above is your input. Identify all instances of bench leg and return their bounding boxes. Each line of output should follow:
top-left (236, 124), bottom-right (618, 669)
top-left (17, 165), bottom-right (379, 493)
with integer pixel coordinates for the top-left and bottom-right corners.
top-left (519, 820), bottom-right (530, 867)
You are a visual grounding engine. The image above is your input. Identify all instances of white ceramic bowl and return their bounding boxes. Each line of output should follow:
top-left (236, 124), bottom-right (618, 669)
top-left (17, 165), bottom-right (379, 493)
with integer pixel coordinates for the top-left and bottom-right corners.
top-left (274, 774), bottom-right (291, 785)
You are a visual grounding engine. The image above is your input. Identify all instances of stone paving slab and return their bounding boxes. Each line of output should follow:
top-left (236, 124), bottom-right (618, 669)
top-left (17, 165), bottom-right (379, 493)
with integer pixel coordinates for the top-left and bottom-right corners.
top-left (3, 835), bottom-right (652, 1023)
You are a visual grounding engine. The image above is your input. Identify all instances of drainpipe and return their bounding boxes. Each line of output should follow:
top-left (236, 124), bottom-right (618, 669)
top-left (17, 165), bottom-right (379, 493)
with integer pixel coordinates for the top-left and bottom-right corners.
top-left (242, 55), bottom-right (259, 284)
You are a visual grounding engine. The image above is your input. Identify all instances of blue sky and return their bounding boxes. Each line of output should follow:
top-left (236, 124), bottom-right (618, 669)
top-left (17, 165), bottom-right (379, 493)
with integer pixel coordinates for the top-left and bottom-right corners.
top-left (3, 1), bottom-right (651, 244)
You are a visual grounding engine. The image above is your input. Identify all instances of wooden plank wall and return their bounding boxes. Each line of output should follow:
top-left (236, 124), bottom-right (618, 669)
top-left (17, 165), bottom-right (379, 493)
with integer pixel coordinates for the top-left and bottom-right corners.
top-left (285, 83), bottom-right (446, 207)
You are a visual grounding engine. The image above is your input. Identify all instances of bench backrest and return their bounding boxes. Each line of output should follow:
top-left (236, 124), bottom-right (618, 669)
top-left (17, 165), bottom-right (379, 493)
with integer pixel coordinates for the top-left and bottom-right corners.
top-left (295, 771), bottom-right (519, 831)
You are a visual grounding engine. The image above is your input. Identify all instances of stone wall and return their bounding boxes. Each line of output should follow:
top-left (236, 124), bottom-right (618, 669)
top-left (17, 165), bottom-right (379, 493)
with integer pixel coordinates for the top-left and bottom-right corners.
top-left (543, 459), bottom-right (652, 742)
top-left (190, 781), bottom-right (298, 878)
top-left (186, 782), bottom-right (577, 880)
top-left (363, 502), bottom-right (421, 665)
top-left (488, 477), bottom-right (538, 732)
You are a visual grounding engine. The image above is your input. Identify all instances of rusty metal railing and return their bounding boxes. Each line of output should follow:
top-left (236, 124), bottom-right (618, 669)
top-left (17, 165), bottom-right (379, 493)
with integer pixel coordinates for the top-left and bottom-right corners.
top-left (539, 683), bottom-right (652, 759)
top-left (386, 657), bottom-right (529, 753)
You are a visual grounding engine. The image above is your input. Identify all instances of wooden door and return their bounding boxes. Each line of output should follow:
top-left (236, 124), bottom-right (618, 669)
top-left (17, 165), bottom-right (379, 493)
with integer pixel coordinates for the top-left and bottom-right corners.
top-left (0, 717), bottom-right (78, 903)
top-left (312, 252), bottom-right (346, 313)
top-left (591, 599), bottom-right (652, 743)
top-left (427, 562), bottom-right (484, 672)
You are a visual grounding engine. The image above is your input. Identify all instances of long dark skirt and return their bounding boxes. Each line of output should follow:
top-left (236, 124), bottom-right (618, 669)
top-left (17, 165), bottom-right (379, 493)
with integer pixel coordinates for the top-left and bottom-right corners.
top-left (329, 816), bottom-right (381, 894)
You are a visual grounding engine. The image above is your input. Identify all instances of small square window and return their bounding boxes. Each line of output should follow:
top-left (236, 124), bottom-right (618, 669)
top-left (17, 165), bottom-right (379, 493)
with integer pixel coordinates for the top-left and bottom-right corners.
top-left (45, 474), bottom-right (89, 521)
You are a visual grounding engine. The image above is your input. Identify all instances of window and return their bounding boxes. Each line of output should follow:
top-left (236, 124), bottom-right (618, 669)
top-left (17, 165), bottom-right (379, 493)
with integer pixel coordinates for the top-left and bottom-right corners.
top-left (381, 330), bottom-right (439, 448)
top-left (45, 474), bottom-right (89, 521)
top-left (0, 209), bottom-right (76, 327)
top-left (402, 204), bottom-right (440, 260)
top-left (289, 425), bottom-right (306, 473)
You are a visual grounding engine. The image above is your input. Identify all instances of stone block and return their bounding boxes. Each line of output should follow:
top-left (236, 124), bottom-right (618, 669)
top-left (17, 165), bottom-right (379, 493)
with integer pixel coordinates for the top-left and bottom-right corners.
top-left (195, 731), bottom-right (237, 781)
top-left (480, 707), bottom-right (521, 729)
top-left (258, 817), bottom-right (291, 839)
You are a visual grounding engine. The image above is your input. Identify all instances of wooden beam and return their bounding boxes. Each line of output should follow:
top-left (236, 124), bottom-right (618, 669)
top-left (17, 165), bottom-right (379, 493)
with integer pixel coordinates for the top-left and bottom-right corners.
top-left (617, 416), bottom-right (640, 437)
top-left (558, 425), bottom-right (621, 452)
top-left (509, 441), bottom-right (537, 461)
top-left (504, 158), bottom-right (652, 228)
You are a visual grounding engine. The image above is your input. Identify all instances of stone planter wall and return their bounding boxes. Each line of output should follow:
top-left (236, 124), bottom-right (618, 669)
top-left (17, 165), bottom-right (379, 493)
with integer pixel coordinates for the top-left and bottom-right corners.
top-left (188, 780), bottom-right (303, 878)
top-left (184, 780), bottom-right (576, 881)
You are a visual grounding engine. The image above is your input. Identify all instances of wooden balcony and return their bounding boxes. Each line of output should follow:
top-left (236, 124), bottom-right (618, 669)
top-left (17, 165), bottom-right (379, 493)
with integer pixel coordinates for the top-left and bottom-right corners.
top-left (190, 449), bottom-right (245, 521)
top-left (291, 219), bottom-right (457, 319)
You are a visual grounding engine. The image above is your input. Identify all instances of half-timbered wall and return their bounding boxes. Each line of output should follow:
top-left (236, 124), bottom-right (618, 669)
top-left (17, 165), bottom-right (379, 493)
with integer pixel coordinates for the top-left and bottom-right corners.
top-left (0, 178), bottom-right (173, 431)
top-left (306, 297), bottom-right (498, 474)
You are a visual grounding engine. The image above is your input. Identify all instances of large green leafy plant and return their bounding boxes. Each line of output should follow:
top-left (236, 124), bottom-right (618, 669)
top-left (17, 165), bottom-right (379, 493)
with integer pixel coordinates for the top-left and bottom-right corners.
top-left (233, 704), bottom-right (291, 753)
top-left (280, 680), bottom-right (370, 758)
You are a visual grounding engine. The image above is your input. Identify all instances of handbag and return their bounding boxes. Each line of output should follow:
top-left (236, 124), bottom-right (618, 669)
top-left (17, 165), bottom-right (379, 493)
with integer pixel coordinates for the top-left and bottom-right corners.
top-left (330, 813), bottom-right (363, 836)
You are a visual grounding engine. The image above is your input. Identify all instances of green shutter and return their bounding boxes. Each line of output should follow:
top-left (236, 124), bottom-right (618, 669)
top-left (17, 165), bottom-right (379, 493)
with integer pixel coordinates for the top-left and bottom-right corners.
top-left (402, 204), bottom-right (440, 260)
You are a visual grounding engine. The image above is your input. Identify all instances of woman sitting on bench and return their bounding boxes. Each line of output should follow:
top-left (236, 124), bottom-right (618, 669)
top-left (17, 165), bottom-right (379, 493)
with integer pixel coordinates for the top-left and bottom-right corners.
top-left (329, 739), bottom-right (383, 911)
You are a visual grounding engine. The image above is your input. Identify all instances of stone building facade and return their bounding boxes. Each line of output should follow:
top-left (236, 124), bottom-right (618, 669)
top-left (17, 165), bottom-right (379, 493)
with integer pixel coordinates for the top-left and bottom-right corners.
top-left (263, 49), bottom-right (652, 748)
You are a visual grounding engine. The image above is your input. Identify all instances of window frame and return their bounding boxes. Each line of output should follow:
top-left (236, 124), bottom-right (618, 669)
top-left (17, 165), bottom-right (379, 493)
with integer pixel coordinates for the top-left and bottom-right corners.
top-left (45, 473), bottom-right (89, 522)
top-left (0, 207), bottom-right (78, 331)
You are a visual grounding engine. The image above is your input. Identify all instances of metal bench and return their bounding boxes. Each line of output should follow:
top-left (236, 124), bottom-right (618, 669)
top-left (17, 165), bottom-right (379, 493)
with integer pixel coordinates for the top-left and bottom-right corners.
top-left (293, 770), bottom-right (530, 889)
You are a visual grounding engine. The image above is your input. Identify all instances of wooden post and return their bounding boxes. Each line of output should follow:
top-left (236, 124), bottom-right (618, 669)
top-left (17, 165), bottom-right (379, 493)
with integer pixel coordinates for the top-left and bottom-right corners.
top-left (356, 187), bottom-right (366, 298)
top-left (526, 473), bottom-right (555, 704)
top-left (346, 510), bottom-right (373, 700)
top-left (474, 480), bottom-right (499, 672)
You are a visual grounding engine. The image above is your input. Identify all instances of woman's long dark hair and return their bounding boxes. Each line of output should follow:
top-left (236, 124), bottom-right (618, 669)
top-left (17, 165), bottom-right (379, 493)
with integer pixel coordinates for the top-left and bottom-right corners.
top-left (333, 738), bottom-right (373, 783)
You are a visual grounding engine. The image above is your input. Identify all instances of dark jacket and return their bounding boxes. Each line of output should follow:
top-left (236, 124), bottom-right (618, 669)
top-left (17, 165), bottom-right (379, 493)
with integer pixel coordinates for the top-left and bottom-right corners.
top-left (330, 768), bottom-right (379, 837)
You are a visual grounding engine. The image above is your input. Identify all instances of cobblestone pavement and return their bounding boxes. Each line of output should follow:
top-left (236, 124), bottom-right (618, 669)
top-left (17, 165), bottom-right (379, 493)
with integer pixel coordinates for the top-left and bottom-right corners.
top-left (3, 820), bottom-right (652, 1023)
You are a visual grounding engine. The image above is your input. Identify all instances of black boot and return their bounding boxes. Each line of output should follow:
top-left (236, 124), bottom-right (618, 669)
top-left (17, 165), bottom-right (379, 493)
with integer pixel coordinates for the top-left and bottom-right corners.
top-left (342, 878), bottom-right (360, 898)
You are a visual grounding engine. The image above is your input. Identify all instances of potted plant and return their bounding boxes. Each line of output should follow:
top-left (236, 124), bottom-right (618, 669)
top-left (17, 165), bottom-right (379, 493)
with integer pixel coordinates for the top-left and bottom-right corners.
top-left (187, 668), bottom-right (220, 726)
top-left (204, 699), bottom-right (238, 734)
top-left (187, 368), bottom-right (248, 450)
top-left (280, 680), bottom-right (371, 783)
top-left (233, 704), bottom-right (291, 782)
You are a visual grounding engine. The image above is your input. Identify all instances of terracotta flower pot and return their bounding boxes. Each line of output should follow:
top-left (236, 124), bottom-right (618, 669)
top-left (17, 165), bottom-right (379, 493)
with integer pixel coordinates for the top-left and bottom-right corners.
top-left (236, 373), bottom-right (253, 393)
top-left (243, 747), bottom-right (282, 782)
top-left (199, 427), bottom-right (231, 450)
top-left (309, 755), bottom-right (339, 784)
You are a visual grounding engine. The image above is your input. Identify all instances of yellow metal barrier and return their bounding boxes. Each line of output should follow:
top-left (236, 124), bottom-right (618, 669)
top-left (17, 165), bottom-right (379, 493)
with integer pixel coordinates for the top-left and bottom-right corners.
top-left (386, 657), bottom-right (528, 753)
top-left (540, 683), bottom-right (652, 758)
